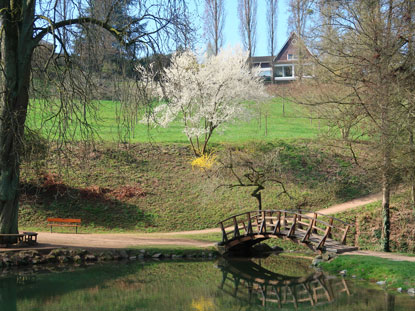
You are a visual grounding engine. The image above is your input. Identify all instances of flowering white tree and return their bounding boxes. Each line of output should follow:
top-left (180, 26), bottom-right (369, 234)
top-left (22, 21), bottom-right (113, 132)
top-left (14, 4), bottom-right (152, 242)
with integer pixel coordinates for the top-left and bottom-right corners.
top-left (142, 47), bottom-right (267, 156)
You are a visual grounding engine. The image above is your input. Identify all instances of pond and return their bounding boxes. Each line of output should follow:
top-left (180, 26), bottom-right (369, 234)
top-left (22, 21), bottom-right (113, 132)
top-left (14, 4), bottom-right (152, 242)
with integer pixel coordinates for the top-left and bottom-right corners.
top-left (0, 254), bottom-right (414, 311)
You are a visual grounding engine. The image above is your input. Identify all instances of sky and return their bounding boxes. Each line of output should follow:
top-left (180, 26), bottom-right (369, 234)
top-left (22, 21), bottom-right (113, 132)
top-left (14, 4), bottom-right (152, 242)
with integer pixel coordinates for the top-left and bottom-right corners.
top-left (193, 0), bottom-right (290, 56)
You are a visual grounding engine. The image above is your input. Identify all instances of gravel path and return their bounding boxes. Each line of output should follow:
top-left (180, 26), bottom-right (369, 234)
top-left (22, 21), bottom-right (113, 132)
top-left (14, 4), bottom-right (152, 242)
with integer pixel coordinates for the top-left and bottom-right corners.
top-left (341, 250), bottom-right (415, 262)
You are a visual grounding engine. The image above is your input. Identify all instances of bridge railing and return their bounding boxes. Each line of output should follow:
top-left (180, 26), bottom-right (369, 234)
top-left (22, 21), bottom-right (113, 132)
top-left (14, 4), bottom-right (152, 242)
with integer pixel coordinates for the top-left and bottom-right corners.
top-left (217, 210), bottom-right (353, 250)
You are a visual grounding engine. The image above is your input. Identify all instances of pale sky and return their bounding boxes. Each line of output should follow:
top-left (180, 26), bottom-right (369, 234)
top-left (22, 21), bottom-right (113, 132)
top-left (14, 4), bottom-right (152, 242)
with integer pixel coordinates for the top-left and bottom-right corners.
top-left (192, 0), bottom-right (290, 56)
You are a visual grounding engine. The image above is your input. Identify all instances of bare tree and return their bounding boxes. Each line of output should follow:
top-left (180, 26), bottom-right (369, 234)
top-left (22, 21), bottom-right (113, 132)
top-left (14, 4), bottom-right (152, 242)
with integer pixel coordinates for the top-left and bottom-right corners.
top-left (266, 0), bottom-right (278, 83)
top-left (238, 0), bottom-right (257, 59)
top-left (217, 148), bottom-right (291, 210)
top-left (203, 0), bottom-right (225, 56)
top-left (295, 0), bottom-right (415, 251)
top-left (288, 0), bottom-right (315, 79)
top-left (0, 0), bottom-right (191, 239)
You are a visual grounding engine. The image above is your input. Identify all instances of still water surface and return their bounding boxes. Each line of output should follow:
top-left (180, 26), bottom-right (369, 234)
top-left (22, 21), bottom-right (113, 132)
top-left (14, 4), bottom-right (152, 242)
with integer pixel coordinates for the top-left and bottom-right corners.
top-left (0, 254), bottom-right (414, 311)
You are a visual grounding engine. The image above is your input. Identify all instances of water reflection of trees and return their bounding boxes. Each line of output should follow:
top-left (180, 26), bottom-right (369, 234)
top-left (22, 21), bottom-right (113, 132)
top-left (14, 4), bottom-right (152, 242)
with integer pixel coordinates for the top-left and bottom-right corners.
top-left (0, 262), bottom-right (140, 311)
top-left (218, 258), bottom-right (351, 310)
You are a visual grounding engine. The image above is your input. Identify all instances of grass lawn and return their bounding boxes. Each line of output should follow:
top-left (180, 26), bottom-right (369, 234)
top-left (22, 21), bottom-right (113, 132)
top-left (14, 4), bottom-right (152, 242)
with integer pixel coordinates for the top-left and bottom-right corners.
top-left (321, 255), bottom-right (415, 290)
top-left (27, 97), bottom-right (324, 143)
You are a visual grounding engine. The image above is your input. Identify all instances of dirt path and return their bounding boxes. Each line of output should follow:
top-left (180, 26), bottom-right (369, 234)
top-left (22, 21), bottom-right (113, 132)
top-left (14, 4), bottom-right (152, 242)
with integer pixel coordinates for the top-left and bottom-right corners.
top-left (307, 192), bottom-right (383, 216)
top-left (6, 191), bottom-right (414, 263)
top-left (1, 232), bottom-right (213, 252)
top-left (341, 250), bottom-right (415, 262)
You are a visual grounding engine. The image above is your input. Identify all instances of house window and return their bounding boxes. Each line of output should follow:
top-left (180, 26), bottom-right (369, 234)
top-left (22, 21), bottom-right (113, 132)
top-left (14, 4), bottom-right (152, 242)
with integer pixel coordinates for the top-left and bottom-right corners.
top-left (287, 54), bottom-right (297, 60)
top-left (275, 65), bottom-right (294, 78)
top-left (259, 70), bottom-right (271, 77)
top-left (284, 66), bottom-right (293, 77)
top-left (259, 69), bottom-right (272, 82)
top-left (275, 66), bottom-right (284, 77)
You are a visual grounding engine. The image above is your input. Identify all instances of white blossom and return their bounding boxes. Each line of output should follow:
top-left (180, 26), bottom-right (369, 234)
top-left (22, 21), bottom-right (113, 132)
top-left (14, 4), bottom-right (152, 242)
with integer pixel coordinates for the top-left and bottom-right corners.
top-left (141, 46), bottom-right (267, 155)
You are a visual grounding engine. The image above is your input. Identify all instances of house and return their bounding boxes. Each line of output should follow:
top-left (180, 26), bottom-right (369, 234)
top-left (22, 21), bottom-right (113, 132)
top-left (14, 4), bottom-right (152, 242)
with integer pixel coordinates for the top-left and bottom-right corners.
top-left (251, 33), bottom-right (313, 83)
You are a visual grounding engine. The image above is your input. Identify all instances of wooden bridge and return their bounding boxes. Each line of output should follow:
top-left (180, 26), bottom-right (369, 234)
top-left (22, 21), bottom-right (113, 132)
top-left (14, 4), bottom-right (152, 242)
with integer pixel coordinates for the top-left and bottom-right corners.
top-left (218, 259), bottom-right (351, 309)
top-left (217, 210), bottom-right (358, 254)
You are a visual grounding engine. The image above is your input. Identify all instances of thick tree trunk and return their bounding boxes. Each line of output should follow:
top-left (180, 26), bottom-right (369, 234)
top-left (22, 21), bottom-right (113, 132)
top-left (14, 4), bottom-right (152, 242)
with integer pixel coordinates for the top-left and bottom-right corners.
top-left (0, 1), bottom-right (34, 241)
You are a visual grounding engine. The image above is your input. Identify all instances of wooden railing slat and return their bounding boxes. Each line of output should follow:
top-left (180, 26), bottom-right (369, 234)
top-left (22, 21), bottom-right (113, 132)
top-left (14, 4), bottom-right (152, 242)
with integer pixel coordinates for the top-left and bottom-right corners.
top-left (341, 225), bottom-right (350, 244)
top-left (288, 214), bottom-right (297, 237)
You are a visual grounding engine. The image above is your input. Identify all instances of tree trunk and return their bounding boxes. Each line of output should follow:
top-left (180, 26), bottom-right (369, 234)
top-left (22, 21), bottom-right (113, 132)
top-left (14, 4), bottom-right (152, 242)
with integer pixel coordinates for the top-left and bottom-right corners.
top-left (381, 152), bottom-right (391, 252)
top-left (0, 2), bottom-right (34, 241)
top-left (252, 186), bottom-right (264, 210)
top-left (254, 192), bottom-right (262, 211)
top-left (410, 131), bottom-right (415, 211)
top-left (265, 113), bottom-right (268, 136)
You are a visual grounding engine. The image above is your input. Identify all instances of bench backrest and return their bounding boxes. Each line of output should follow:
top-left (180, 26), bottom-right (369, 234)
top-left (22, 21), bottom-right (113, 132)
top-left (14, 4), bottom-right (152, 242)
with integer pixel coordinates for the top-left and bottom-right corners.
top-left (47, 218), bottom-right (81, 224)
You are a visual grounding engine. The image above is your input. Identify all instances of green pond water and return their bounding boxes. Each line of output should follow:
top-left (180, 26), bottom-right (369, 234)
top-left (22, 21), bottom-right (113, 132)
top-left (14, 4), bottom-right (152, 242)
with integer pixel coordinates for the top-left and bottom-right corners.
top-left (0, 254), bottom-right (414, 311)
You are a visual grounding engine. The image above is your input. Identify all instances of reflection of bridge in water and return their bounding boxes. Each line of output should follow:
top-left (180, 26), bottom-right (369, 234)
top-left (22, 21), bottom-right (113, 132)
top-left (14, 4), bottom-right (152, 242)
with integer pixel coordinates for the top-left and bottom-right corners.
top-left (218, 258), bottom-right (350, 310)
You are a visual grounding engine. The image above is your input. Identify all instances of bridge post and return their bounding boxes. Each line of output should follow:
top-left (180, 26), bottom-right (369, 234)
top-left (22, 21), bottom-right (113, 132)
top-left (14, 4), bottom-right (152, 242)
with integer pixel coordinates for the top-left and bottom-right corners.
top-left (233, 216), bottom-right (240, 239)
top-left (268, 211), bottom-right (274, 225)
top-left (298, 210), bottom-right (303, 230)
top-left (283, 211), bottom-right (288, 227)
top-left (312, 213), bottom-right (318, 234)
top-left (247, 212), bottom-right (253, 235)
top-left (220, 222), bottom-right (228, 243)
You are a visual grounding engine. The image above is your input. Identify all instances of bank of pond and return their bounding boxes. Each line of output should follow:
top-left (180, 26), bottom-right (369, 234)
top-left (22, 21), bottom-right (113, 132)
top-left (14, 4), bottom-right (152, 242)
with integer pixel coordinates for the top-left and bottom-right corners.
top-left (0, 251), bottom-right (414, 311)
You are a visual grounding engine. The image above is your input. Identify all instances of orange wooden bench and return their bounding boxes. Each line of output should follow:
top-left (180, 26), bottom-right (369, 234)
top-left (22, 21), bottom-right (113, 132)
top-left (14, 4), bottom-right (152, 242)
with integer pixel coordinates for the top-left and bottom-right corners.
top-left (47, 218), bottom-right (81, 234)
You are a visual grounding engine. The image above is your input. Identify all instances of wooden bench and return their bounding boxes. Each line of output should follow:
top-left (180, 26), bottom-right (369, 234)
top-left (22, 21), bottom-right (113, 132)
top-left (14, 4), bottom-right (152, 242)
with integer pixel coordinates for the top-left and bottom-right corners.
top-left (47, 218), bottom-right (81, 233)
top-left (23, 232), bottom-right (38, 245)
